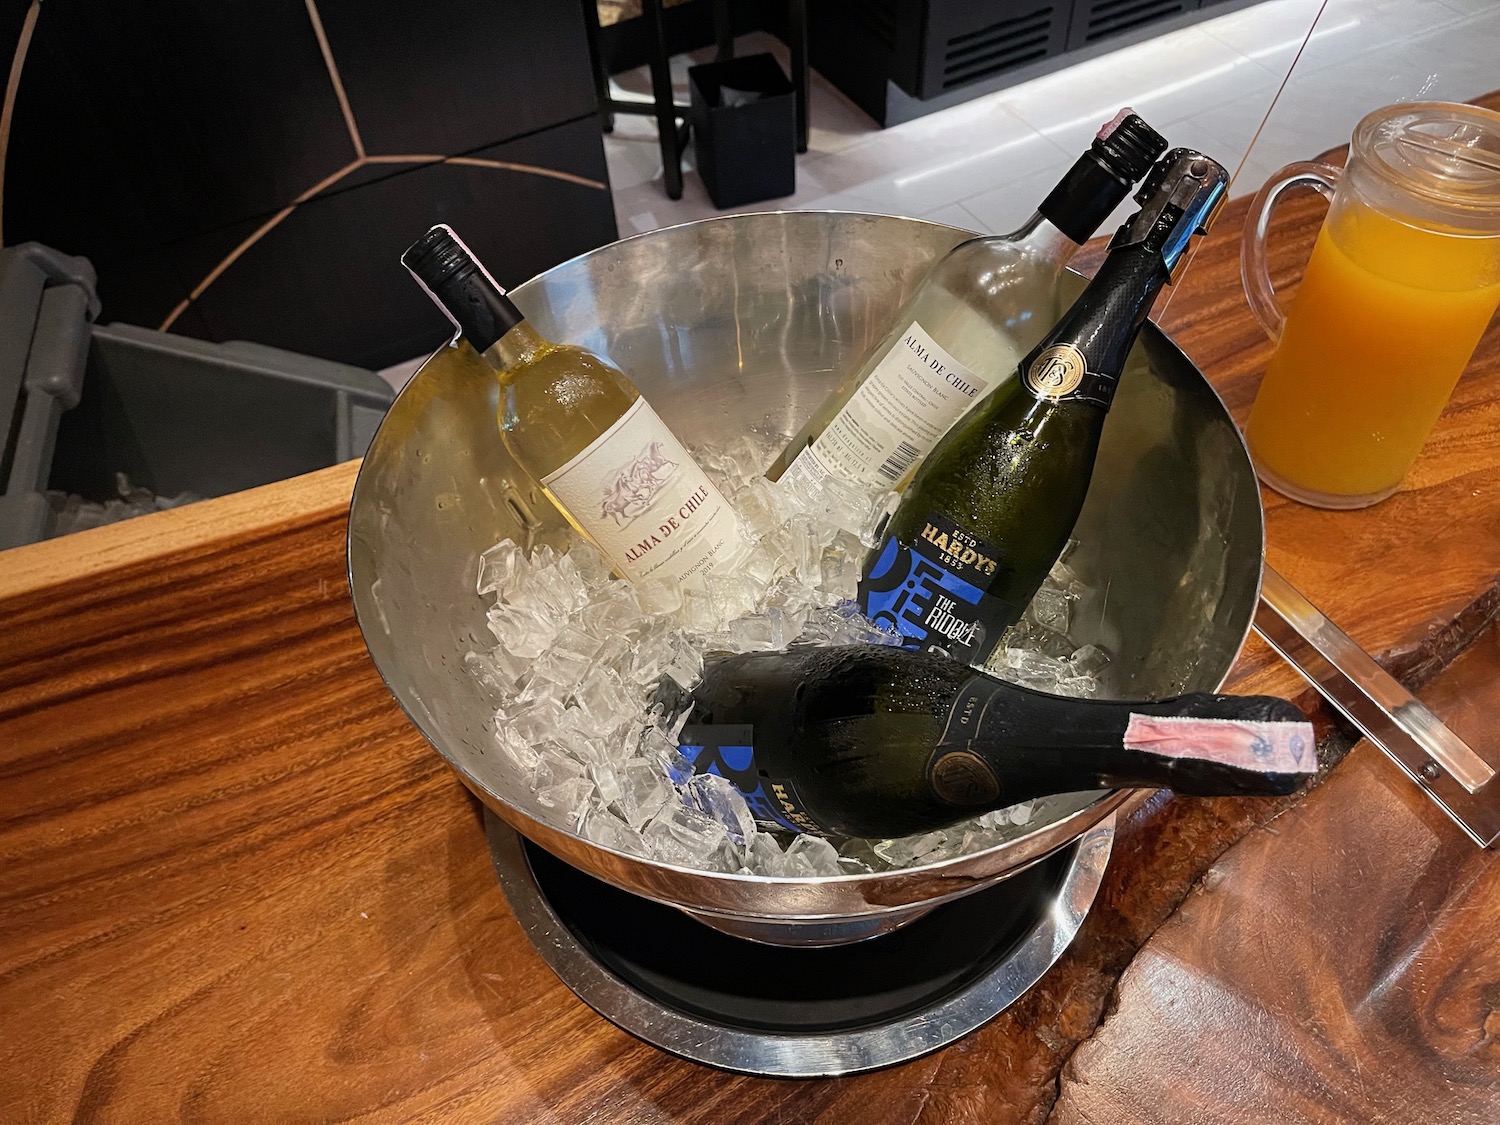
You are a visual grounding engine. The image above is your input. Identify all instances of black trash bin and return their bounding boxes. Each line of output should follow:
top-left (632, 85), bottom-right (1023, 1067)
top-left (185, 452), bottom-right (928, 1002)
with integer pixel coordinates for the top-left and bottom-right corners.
top-left (688, 53), bottom-right (797, 210)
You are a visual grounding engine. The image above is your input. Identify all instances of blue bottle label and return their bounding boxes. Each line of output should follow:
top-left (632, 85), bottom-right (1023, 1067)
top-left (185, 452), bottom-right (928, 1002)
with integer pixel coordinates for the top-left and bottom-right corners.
top-left (857, 511), bottom-right (1018, 665)
top-left (676, 723), bottom-right (821, 834)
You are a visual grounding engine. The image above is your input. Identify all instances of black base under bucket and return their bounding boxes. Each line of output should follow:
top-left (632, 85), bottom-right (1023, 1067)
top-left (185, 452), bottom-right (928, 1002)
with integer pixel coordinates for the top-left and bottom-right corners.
top-left (486, 811), bottom-right (1113, 1076)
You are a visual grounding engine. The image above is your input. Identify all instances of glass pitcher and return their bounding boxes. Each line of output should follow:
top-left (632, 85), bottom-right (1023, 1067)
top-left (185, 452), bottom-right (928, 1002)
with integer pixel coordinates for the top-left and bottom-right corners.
top-left (1241, 102), bottom-right (1500, 509)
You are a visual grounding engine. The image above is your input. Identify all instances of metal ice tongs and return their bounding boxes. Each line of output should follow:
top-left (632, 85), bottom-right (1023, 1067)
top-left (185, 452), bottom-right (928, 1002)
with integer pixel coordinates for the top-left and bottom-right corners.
top-left (1256, 565), bottom-right (1500, 847)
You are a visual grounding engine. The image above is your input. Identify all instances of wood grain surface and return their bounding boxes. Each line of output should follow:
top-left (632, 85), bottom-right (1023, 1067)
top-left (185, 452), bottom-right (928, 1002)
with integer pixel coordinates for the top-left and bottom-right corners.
top-left (3, 144), bottom-right (1500, 1123)
top-left (1050, 623), bottom-right (1500, 1125)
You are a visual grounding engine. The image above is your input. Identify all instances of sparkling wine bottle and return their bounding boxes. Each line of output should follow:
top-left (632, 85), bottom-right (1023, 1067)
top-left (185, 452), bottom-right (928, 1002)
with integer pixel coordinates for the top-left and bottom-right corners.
top-left (765, 110), bottom-right (1167, 498)
top-left (656, 646), bottom-right (1315, 839)
top-left (858, 149), bottom-right (1230, 666)
top-left (403, 225), bottom-right (745, 592)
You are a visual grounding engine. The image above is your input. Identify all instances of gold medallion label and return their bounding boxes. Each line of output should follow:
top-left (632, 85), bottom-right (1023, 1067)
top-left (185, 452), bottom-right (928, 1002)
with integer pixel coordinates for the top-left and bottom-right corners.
top-left (930, 750), bottom-right (1001, 806)
top-left (1024, 343), bottom-right (1086, 399)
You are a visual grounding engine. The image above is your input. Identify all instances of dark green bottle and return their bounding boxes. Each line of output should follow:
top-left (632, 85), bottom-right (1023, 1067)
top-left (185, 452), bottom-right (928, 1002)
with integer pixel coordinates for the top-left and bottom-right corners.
top-left (656, 646), bottom-right (1314, 840)
top-left (858, 149), bottom-right (1230, 666)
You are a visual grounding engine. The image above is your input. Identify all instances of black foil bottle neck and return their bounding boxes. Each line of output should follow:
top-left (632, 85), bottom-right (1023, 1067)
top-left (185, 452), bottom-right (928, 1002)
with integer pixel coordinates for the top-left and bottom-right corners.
top-left (1036, 115), bottom-right (1167, 243)
top-left (1037, 153), bottom-right (1133, 244)
top-left (402, 225), bottom-right (526, 353)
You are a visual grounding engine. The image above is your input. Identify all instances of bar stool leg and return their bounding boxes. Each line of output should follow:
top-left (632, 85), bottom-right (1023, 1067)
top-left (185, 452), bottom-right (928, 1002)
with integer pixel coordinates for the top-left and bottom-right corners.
top-left (788, 0), bottom-right (809, 153)
top-left (713, 0), bottom-right (733, 61)
top-left (645, 0), bottom-right (684, 200)
top-left (580, 0), bottom-right (615, 133)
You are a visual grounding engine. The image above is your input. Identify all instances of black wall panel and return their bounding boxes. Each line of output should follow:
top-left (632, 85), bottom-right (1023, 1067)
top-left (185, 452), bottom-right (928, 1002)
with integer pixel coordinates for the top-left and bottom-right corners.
top-left (1, 0), bottom-right (617, 368)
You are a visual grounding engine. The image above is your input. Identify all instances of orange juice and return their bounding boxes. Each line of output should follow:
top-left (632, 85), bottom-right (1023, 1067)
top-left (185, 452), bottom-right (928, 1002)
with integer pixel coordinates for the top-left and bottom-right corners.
top-left (1245, 200), bottom-right (1500, 505)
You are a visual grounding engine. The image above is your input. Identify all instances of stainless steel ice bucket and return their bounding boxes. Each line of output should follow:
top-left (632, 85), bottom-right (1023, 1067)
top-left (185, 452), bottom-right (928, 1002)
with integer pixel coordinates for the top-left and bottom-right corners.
top-left (347, 211), bottom-right (1263, 945)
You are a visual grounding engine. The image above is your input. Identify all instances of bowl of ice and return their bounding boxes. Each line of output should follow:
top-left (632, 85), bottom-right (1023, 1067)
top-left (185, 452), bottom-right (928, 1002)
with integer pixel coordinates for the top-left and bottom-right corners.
top-left (348, 211), bottom-right (1263, 945)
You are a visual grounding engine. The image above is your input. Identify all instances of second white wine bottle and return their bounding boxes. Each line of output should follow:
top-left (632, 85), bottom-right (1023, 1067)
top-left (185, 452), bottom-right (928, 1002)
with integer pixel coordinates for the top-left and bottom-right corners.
top-left (403, 225), bottom-right (745, 592)
top-left (765, 110), bottom-right (1167, 498)
top-left (859, 149), bottom-right (1230, 666)
top-left (657, 646), bottom-right (1315, 840)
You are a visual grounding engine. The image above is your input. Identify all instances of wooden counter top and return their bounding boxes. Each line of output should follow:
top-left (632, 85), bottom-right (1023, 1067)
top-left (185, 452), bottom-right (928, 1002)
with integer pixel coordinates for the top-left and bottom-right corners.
top-left (4, 187), bottom-right (1499, 1122)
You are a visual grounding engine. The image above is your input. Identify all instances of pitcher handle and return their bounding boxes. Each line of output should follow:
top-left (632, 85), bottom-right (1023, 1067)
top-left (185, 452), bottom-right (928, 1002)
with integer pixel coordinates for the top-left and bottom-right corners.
top-left (1240, 161), bottom-right (1342, 344)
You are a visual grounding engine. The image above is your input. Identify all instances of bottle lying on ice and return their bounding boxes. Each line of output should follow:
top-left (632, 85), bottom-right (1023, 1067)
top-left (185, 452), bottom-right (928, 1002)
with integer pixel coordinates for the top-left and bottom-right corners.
top-left (653, 645), bottom-right (1315, 839)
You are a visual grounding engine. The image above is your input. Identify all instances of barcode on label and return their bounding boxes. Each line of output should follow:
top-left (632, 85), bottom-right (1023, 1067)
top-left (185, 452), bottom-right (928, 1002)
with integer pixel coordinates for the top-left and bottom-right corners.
top-left (877, 441), bottom-right (921, 482)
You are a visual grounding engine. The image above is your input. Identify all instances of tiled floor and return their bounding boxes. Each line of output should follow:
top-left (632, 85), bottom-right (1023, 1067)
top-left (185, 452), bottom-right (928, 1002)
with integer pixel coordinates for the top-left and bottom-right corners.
top-left (605, 0), bottom-right (1500, 240)
top-left (381, 0), bottom-right (1498, 387)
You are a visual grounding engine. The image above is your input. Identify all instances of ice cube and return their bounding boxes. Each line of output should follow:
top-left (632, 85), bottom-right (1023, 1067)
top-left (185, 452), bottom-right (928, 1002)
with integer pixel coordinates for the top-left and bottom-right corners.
top-left (645, 802), bottom-right (729, 866)
top-left (732, 477), bottom-right (785, 542)
top-left (624, 627), bottom-right (672, 687)
top-left (746, 832), bottom-right (787, 876)
top-left (650, 742), bottom-right (695, 788)
top-left (590, 761), bottom-right (624, 806)
top-left (492, 724), bottom-right (542, 776)
top-left (634, 576), bottom-right (683, 615)
top-left (873, 831), bottom-right (946, 867)
top-left (767, 514), bottom-right (817, 583)
top-left (680, 588), bottom-right (720, 634)
top-left (737, 540), bottom-right (785, 589)
top-left (566, 540), bottom-right (614, 589)
top-left (533, 745), bottom-right (587, 790)
top-left (523, 563), bottom-right (588, 618)
top-left (465, 649), bottom-right (524, 696)
top-left (997, 647), bottom-right (1071, 686)
top-left (1069, 643), bottom-right (1112, 676)
top-left (683, 772), bottom-right (757, 846)
top-left (1029, 584), bottom-right (1072, 634)
top-left (727, 614), bottom-right (777, 652)
top-left (505, 696), bottom-right (565, 745)
top-left (818, 540), bottom-right (849, 592)
top-left (576, 583), bottom-right (640, 637)
top-left (477, 539), bottom-right (528, 597)
top-left (837, 837), bottom-right (887, 874)
top-left (706, 572), bottom-right (760, 623)
top-left (661, 631), bottom-right (704, 691)
top-left (536, 625), bottom-right (605, 684)
top-left (594, 633), bottom-right (634, 673)
top-left (1056, 675), bottom-right (1098, 699)
top-left (571, 667), bottom-right (632, 735)
top-left (722, 433), bottom-right (769, 479)
top-left (785, 834), bottom-right (841, 876)
top-left (619, 758), bottom-right (673, 827)
top-left (581, 804), bottom-right (647, 855)
top-left (486, 601), bottom-right (557, 658)
top-left (535, 777), bottom-right (595, 822)
top-left (858, 490), bottom-right (901, 548)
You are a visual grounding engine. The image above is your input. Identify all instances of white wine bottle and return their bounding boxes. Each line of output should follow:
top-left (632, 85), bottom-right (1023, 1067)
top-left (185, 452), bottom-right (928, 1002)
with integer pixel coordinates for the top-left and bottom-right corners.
top-left (402, 225), bottom-right (745, 591)
top-left (657, 646), bottom-right (1315, 839)
top-left (765, 110), bottom-right (1167, 499)
top-left (859, 150), bottom-right (1230, 666)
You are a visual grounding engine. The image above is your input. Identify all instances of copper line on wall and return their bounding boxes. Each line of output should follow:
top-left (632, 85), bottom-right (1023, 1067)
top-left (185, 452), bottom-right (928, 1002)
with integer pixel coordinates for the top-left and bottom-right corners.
top-left (443, 155), bottom-right (607, 190)
top-left (159, 3), bottom-right (608, 332)
top-left (305, 0), bottom-right (364, 159)
top-left (0, 0), bottom-right (43, 248)
top-left (366, 153), bottom-right (607, 190)
top-left (159, 157), bottom-right (362, 330)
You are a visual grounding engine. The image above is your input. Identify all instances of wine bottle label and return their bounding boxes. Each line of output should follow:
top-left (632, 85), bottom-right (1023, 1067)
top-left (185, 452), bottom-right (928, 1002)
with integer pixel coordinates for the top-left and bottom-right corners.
top-left (857, 512), bottom-right (1019, 665)
top-left (791, 321), bottom-right (991, 490)
top-left (541, 398), bottom-right (744, 591)
top-left (676, 723), bottom-right (822, 834)
top-left (1123, 714), bottom-right (1317, 775)
top-left (1021, 343), bottom-right (1115, 407)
